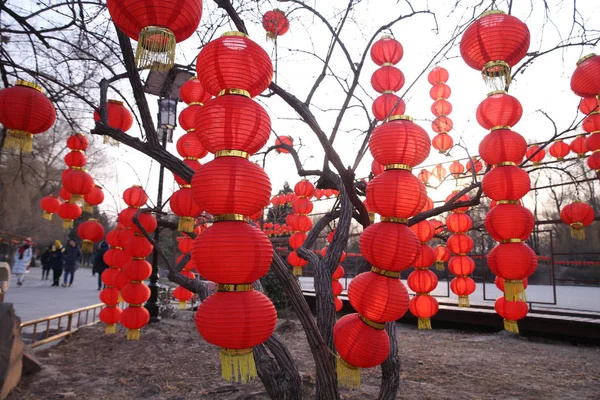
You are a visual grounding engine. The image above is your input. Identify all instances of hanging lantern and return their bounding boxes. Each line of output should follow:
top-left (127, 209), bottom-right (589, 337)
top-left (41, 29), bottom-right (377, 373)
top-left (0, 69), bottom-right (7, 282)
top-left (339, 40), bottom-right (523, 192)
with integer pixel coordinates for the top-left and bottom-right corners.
top-left (450, 276), bottom-right (476, 307)
top-left (526, 145), bottom-right (545, 166)
top-left (427, 66), bottom-right (449, 84)
top-left (569, 135), bottom-right (588, 158)
top-left (466, 157), bottom-right (483, 174)
top-left (173, 284), bottom-right (194, 309)
top-left (348, 272), bottom-right (409, 323)
top-left (485, 203), bottom-right (534, 242)
top-left (106, 0), bottom-right (203, 71)
top-left (371, 160), bottom-right (385, 176)
top-left (432, 133), bottom-right (454, 153)
top-left (449, 161), bottom-right (465, 178)
top-left (176, 132), bottom-right (208, 159)
top-left (66, 133), bottom-right (89, 151)
top-left (367, 170), bottom-right (427, 218)
top-left (371, 66), bottom-right (405, 93)
top-left (434, 245), bottom-right (451, 271)
top-left (83, 185), bottom-right (104, 213)
top-left (579, 96), bottom-right (600, 114)
top-left (370, 36), bottom-right (403, 66)
top-left (170, 186), bottom-right (201, 232)
top-left (548, 140), bottom-right (570, 160)
top-left (275, 136), bottom-right (294, 153)
top-left (62, 169), bottom-right (94, 201)
top-left (570, 54), bottom-right (600, 98)
top-left (77, 218), bottom-right (105, 253)
top-left (123, 185), bottom-right (149, 208)
top-left (294, 179), bottom-right (315, 198)
top-left (482, 166), bottom-right (530, 201)
top-left (494, 296), bottom-right (528, 333)
top-left (429, 83), bottom-right (451, 100)
top-left (372, 94), bottom-right (406, 121)
top-left (64, 150), bottom-right (87, 168)
top-left (180, 76), bottom-right (212, 105)
top-left (560, 201), bottom-right (595, 240)
top-left (476, 91), bottom-right (523, 129)
top-left (409, 295), bottom-right (439, 330)
top-left (445, 191), bottom-right (471, 213)
top-left (479, 129), bottom-right (527, 165)
top-left (40, 195), bottom-right (61, 221)
top-left (432, 116), bottom-right (453, 133)
top-left (262, 9), bottom-right (290, 40)
top-left (460, 11), bottom-right (530, 85)
top-left (431, 99), bottom-right (453, 117)
top-left (360, 222), bottom-right (419, 272)
top-left (487, 242), bottom-right (537, 301)
top-left (93, 99), bottom-right (134, 144)
top-left (431, 164), bottom-right (446, 181)
top-left (57, 201), bottom-right (82, 229)
top-left (119, 207), bottom-right (157, 235)
top-left (418, 169), bottom-right (431, 184)
top-left (0, 80), bottom-right (56, 152)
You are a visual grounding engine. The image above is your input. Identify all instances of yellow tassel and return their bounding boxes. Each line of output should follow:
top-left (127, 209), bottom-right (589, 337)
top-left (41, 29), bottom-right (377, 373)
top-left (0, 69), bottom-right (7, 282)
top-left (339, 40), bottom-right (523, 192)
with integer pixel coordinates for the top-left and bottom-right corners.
top-left (82, 240), bottom-right (93, 254)
top-left (135, 26), bottom-right (176, 72)
top-left (178, 301), bottom-right (187, 309)
top-left (71, 194), bottom-right (83, 202)
top-left (105, 324), bottom-right (116, 334)
top-left (533, 161), bottom-right (541, 166)
top-left (3, 129), bottom-right (33, 152)
top-left (570, 226), bottom-right (586, 240)
top-left (220, 348), bottom-right (257, 383)
top-left (83, 203), bottom-right (93, 213)
top-left (178, 216), bottom-right (195, 233)
top-left (336, 357), bottom-right (360, 389)
top-left (103, 135), bottom-right (110, 144)
top-left (504, 280), bottom-right (526, 302)
top-left (482, 60), bottom-right (511, 89)
top-left (368, 212), bottom-right (375, 223)
top-left (418, 318), bottom-right (432, 330)
top-left (458, 296), bottom-right (470, 308)
top-left (504, 319), bottom-right (520, 334)
top-left (42, 211), bottom-right (53, 221)
top-left (293, 266), bottom-right (303, 276)
top-left (266, 32), bottom-right (277, 41)
top-left (435, 260), bottom-right (445, 271)
top-left (126, 329), bottom-right (141, 340)
top-left (62, 219), bottom-right (74, 229)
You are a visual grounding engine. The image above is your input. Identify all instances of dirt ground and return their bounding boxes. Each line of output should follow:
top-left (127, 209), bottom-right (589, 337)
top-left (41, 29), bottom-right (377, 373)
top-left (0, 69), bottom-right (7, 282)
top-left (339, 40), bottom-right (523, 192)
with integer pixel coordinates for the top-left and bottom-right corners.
top-left (8, 310), bottom-right (600, 400)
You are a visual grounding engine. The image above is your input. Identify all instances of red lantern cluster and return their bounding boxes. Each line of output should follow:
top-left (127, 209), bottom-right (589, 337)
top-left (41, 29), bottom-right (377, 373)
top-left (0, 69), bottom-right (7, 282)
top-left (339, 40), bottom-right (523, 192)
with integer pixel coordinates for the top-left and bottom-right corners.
top-left (0, 80), bottom-right (56, 152)
top-left (407, 220), bottom-right (439, 329)
top-left (560, 202), bottom-right (595, 240)
top-left (191, 32), bottom-right (276, 384)
top-left (370, 36), bottom-right (406, 121)
top-left (445, 191), bottom-right (476, 308)
top-left (262, 9), bottom-right (289, 40)
top-left (286, 180), bottom-right (314, 275)
top-left (61, 132), bottom-right (95, 209)
top-left (332, 263), bottom-right (345, 312)
top-left (428, 66), bottom-right (454, 154)
top-left (173, 236), bottom-right (196, 309)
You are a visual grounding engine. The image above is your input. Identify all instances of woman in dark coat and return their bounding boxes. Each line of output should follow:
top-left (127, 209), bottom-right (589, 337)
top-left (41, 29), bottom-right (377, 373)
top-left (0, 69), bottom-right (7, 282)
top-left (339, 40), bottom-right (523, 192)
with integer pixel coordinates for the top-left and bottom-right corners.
top-left (41, 245), bottom-right (53, 280)
top-left (50, 240), bottom-right (65, 286)
top-left (62, 239), bottom-right (82, 287)
top-left (92, 241), bottom-right (109, 290)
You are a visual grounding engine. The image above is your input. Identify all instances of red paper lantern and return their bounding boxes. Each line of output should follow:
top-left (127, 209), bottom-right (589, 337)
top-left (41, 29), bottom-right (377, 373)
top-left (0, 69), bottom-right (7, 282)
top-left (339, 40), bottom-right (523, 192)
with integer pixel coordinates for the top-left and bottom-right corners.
top-left (485, 204), bottom-right (534, 241)
top-left (432, 133), bottom-right (454, 153)
top-left (583, 113), bottom-right (600, 133)
top-left (66, 133), bottom-right (89, 151)
top-left (420, 197), bottom-right (434, 213)
top-left (106, 0), bottom-right (202, 70)
top-left (460, 11), bottom-right (530, 81)
top-left (64, 151), bottom-right (86, 168)
top-left (372, 94), bottom-right (406, 121)
top-left (170, 187), bottom-right (202, 232)
top-left (99, 306), bottom-right (122, 334)
top-left (0, 80), bottom-right (56, 152)
top-left (410, 220), bottom-right (434, 243)
top-left (434, 245), bottom-right (451, 270)
top-left (332, 265), bottom-right (345, 279)
top-left (120, 306), bottom-right (150, 339)
top-left (432, 116), bottom-right (453, 133)
top-left (57, 201), bottom-right (82, 228)
top-left (418, 169), bottom-right (431, 184)
top-left (262, 9), bottom-right (289, 39)
top-left (447, 234), bottom-right (474, 254)
top-left (286, 214), bottom-right (313, 232)
top-left (173, 286), bottom-right (194, 309)
top-left (481, 166), bottom-right (530, 201)
top-left (289, 232), bottom-right (307, 249)
top-left (579, 97), bottom-right (600, 114)
top-left (371, 66), bottom-right (405, 93)
top-left (409, 295), bottom-right (439, 329)
top-left (334, 297), bottom-right (343, 312)
top-left (445, 191), bottom-right (471, 213)
top-left (360, 222), bottom-right (420, 272)
top-left (494, 296), bottom-right (528, 333)
top-left (334, 313), bottom-right (390, 369)
top-left (447, 213), bottom-right (473, 233)
top-left (448, 256), bottom-right (475, 276)
top-left (450, 276), bottom-right (476, 304)
top-left (371, 160), bottom-right (385, 176)
top-left (118, 207), bottom-right (157, 235)
top-left (370, 36), bottom-right (403, 66)
top-left (431, 164), bottom-right (446, 181)
top-left (587, 152), bottom-right (600, 171)
top-left (428, 66), bottom-right (449, 84)
top-left (195, 95), bottom-right (271, 155)
top-left (348, 272), bottom-right (409, 322)
top-left (429, 83), bottom-right (451, 100)
top-left (77, 219), bottom-right (105, 253)
top-left (294, 180), bottom-right (315, 198)
top-left (479, 129), bottom-right (527, 165)
top-left (476, 91), bottom-right (523, 129)
top-left (570, 54), bottom-right (600, 98)
top-left (449, 161), bottom-right (465, 178)
top-left (62, 169), bottom-right (94, 200)
top-left (431, 99), bottom-right (452, 117)
top-left (495, 276), bottom-right (528, 293)
top-left (587, 133), bottom-right (600, 151)
top-left (178, 236), bottom-right (195, 253)
top-left (192, 157), bottom-right (271, 217)
top-left (466, 158), bottom-right (483, 174)
top-left (124, 235), bottom-right (153, 258)
top-left (292, 197), bottom-right (313, 215)
top-left (526, 145), bottom-right (545, 166)
top-left (548, 140), bottom-right (570, 160)
top-left (332, 280), bottom-right (344, 296)
top-left (178, 103), bottom-right (202, 132)
top-left (180, 77), bottom-right (212, 105)
top-left (560, 201), bottom-right (595, 240)
top-left (192, 222), bottom-right (272, 283)
top-left (196, 32), bottom-right (273, 98)
top-left (40, 195), bottom-right (61, 221)
top-left (487, 242), bottom-right (537, 281)
top-left (176, 131), bottom-right (208, 159)
top-left (367, 170), bottom-right (427, 218)
top-left (408, 269), bottom-right (438, 293)
top-left (123, 185), bottom-right (148, 208)
top-left (275, 136), bottom-right (294, 153)
top-left (320, 247), bottom-right (346, 263)
top-left (570, 135), bottom-right (589, 158)
top-left (123, 259), bottom-right (152, 281)
top-left (83, 185), bottom-right (104, 213)
top-left (93, 100), bottom-right (133, 132)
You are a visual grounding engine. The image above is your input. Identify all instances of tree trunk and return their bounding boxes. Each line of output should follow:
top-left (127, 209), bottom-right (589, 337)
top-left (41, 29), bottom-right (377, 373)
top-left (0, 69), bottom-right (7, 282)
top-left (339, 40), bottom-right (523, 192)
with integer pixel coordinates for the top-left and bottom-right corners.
top-left (255, 336), bottom-right (302, 400)
top-left (378, 323), bottom-right (401, 400)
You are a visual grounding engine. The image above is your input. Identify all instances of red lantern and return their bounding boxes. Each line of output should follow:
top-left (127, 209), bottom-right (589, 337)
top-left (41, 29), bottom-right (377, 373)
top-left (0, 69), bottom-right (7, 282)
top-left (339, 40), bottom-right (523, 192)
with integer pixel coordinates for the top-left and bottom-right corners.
top-left (445, 191), bottom-right (471, 213)
top-left (118, 207), bottom-right (157, 235)
top-left (64, 151), bottom-right (86, 168)
top-left (196, 32), bottom-right (273, 98)
top-left (494, 296), bottom-right (528, 333)
top-left (99, 306), bottom-right (121, 334)
top-left (93, 100), bottom-right (133, 132)
top-left (466, 157), bottom-right (483, 174)
top-left (372, 94), bottom-right (406, 121)
top-left (420, 197), bottom-right (434, 213)
top-left (447, 234), bottom-right (474, 255)
top-left (275, 136), bottom-right (294, 153)
top-left (548, 140), bottom-right (570, 160)
top-left (485, 204), bottom-right (534, 241)
top-left (447, 213), bottom-right (473, 233)
top-left (371, 160), bottom-right (385, 176)
top-left (180, 77), bottom-right (212, 105)
top-left (432, 133), bottom-right (453, 153)
top-left (570, 54), bottom-right (600, 98)
top-left (450, 276), bottom-right (476, 307)
top-left (409, 295), bottom-right (439, 330)
top-left (367, 170), bottom-right (427, 218)
top-left (170, 187), bottom-right (201, 232)
top-left (370, 36), bottom-right (403, 66)
top-left (428, 66), bottom-right (449, 84)
top-left (66, 133), bottom-right (89, 151)
top-left (560, 201), bottom-right (595, 240)
top-left (178, 103), bottom-right (203, 132)
top-left (123, 259), bottom-right (152, 281)
top-left (124, 235), bottom-right (153, 259)
top-left (479, 129), bottom-right (527, 165)
top-left (348, 272), bottom-right (409, 322)
top-left (429, 83), bottom-right (451, 100)
top-left (294, 180), bottom-right (315, 198)
top-left (262, 9), bottom-right (290, 39)
top-left (418, 169), bottom-right (431, 184)
top-left (434, 245), bottom-right (451, 270)
top-left (413, 244), bottom-right (435, 268)
top-left (570, 135), bottom-right (589, 158)
top-left (432, 116), bottom-right (453, 133)
top-left (106, 0), bottom-right (202, 70)
top-left (408, 269), bottom-right (438, 293)
top-left (360, 222), bottom-right (420, 272)
top-left (587, 152), bottom-right (600, 171)
top-left (579, 97), bottom-right (600, 114)
top-left (448, 256), bottom-right (475, 276)
top-left (449, 161), bottom-right (465, 178)
top-left (526, 145), bottom-right (545, 166)
top-left (173, 286), bottom-right (194, 309)
top-left (431, 164), bottom-right (446, 181)
top-left (289, 232), bottom-right (307, 249)
top-left (476, 91), bottom-right (523, 129)
top-left (62, 169), bottom-right (94, 201)
top-left (487, 242), bottom-right (537, 300)
top-left (77, 219), bottom-right (105, 253)
top-left (120, 306), bottom-right (150, 340)
top-left (176, 131), bottom-right (207, 160)
top-left (431, 99), bottom-right (452, 117)
top-left (334, 297), bottom-right (343, 312)
top-left (123, 185), bottom-right (149, 208)
top-left (410, 220), bottom-right (434, 243)
top-left (40, 195), bottom-right (61, 221)
top-left (0, 80), bottom-right (56, 152)
top-left (371, 66), bottom-right (405, 93)
top-left (83, 185), bottom-right (104, 213)
top-left (292, 197), bottom-right (313, 215)
top-left (460, 11), bottom-right (530, 82)
top-left (314, 189), bottom-right (324, 199)
top-left (57, 201), bottom-right (82, 228)
top-left (481, 166), bottom-right (530, 201)
top-left (195, 95), bottom-right (271, 155)
top-left (587, 133), bottom-right (600, 151)
top-left (583, 113), bottom-right (600, 133)
top-left (495, 276), bottom-right (528, 293)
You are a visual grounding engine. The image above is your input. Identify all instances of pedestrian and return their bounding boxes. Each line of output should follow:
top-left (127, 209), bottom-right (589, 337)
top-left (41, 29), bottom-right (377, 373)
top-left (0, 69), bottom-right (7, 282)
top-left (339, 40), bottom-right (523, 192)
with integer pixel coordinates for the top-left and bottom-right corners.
top-left (12, 239), bottom-right (33, 286)
top-left (50, 240), bottom-right (64, 286)
top-left (62, 239), bottom-right (82, 287)
top-left (92, 241), bottom-right (109, 290)
top-left (41, 244), bottom-right (53, 280)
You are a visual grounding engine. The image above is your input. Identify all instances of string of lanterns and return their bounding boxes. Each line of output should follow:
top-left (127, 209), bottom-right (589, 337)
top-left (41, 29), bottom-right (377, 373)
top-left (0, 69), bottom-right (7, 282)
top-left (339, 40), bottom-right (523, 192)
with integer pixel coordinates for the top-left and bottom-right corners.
top-left (287, 180), bottom-right (315, 275)
top-left (429, 67), bottom-right (454, 154)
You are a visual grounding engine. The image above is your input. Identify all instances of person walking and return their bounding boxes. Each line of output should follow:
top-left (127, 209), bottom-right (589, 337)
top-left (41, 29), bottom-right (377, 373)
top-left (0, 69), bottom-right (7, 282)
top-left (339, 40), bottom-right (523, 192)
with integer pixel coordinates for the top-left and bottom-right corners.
top-left (41, 244), bottom-right (53, 280)
top-left (62, 239), bottom-right (82, 287)
top-left (12, 239), bottom-right (33, 286)
top-left (50, 240), bottom-right (65, 286)
top-left (92, 241), bottom-right (109, 290)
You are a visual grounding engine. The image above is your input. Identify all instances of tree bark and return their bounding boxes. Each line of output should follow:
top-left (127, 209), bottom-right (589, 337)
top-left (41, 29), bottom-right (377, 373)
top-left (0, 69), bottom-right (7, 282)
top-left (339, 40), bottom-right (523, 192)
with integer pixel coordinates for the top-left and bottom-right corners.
top-left (378, 323), bottom-right (401, 400)
top-left (255, 336), bottom-right (302, 400)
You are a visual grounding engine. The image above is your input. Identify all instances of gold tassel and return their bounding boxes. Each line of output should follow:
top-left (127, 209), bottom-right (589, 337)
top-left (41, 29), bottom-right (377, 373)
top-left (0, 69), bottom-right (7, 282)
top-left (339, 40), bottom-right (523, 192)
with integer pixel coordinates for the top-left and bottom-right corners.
top-left (482, 60), bottom-right (511, 89)
top-left (71, 194), bottom-right (83, 202)
top-left (368, 212), bottom-right (375, 223)
top-left (178, 301), bottom-right (187, 309)
top-left (418, 318), bottom-right (432, 330)
top-left (504, 280), bottom-right (526, 302)
top-left (435, 260), bottom-right (445, 271)
top-left (105, 324), bottom-right (116, 334)
top-left (220, 348), bottom-right (257, 383)
top-left (503, 319), bottom-right (520, 334)
top-left (82, 240), bottom-right (93, 254)
top-left (336, 357), bottom-right (360, 389)
top-left (127, 329), bottom-right (141, 340)
top-left (178, 216), bottom-right (195, 233)
top-left (42, 211), bottom-right (53, 221)
top-left (570, 226), bottom-right (586, 240)
top-left (135, 26), bottom-right (176, 72)
top-left (103, 135), bottom-right (110, 144)
top-left (266, 32), bottom-right (277, 41)
top-left (533, 161), bottom-right (541, 166)
top-left (293, 266), bottom-right (303, 276)
top-left (62, 219), bottom-right (74, 229)
top-left (83, 203), bottom-right (93, 213)
top-left (458, 296), bottom-right (470, 308)
top-left (3, 129), bottom-right (33, 152)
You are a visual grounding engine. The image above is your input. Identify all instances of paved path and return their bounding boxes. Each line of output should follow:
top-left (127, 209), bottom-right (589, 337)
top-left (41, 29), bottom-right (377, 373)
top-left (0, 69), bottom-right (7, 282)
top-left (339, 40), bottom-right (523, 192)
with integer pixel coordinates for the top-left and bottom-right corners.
top-left (5, 267), bottom-right (102, 323)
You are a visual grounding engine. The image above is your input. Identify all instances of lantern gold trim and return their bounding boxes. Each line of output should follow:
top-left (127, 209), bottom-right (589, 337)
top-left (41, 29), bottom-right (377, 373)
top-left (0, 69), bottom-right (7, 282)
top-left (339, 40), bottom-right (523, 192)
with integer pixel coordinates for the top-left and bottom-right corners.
top-left (381, 216), bottom-right (407, 224)
top-left (16, 80), bottom-right (44, 93)
top-left (384, 163), bottom-right (412, 172)
top-left (389, 114), bottom-right (413, 122)
top-left (370, 266), bottom-right (400, 278)
top-left (358, 314), bottom-right (385, 330)
top-left (215, 149), bottom-right (249, 159)
top-left (136, 26), bottom-right (176, 72)
top-left (217, 284), bottom-right (252, 292)
top-left (222, 31), bottom-right (248, 38)
top-left (576, 53), bottom-right (596, 66)
top-left (214, 214), bottom-right (249, 223)
top-left (218, 88), bottom-right (251, 98)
